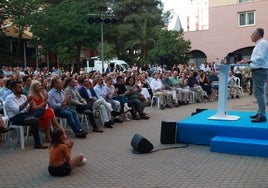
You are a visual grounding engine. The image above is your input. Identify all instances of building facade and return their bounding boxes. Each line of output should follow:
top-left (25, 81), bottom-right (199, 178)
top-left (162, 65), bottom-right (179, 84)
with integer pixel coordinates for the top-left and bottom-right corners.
top-left (180, 0), bottom-right (268, 66)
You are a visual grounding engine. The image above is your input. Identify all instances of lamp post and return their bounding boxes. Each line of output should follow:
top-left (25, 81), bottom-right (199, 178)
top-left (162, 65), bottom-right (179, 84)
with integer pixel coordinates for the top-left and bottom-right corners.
top-left (87, 13), bottom-right (117, 73)
top-left (100, 14), bottom-right (104, 72)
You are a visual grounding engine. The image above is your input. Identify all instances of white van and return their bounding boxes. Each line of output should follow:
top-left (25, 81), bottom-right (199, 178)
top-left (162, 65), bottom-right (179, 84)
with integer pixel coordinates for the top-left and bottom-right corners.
top-left (85, 58), bottom-right (129, 73)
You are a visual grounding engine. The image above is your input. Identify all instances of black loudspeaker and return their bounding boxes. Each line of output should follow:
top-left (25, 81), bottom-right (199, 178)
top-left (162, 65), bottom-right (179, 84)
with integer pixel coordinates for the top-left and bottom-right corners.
top-left (131, 134), bottom-right (153, 153)
top-left (196, 108), bottom-right (207, 113)
top-left (191, 108), bottom-right (207, 116)
top-left (160, 120), bottom-right (176, 144)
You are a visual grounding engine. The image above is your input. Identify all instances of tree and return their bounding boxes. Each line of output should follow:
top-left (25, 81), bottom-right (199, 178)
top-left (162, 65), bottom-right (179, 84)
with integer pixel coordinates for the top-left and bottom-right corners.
top-left (111, 0), bottom-right (164, 65)
top-left (125, 18), bottom-right (155, 65)
top-left (148, 29), bottom-right (191, 69)
top-left (1, 0), bottom-right (190, 69)
top-left (29, 0), bottom-right (110, 66)
top-left (97, 41), bottom-right (116, 61)
top-left (0, 0), bottom-right (40, 65)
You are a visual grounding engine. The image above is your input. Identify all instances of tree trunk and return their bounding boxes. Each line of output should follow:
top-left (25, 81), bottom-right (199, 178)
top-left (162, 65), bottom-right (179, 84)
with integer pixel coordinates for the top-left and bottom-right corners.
top-left (75, 45), bottom-right (81, 69)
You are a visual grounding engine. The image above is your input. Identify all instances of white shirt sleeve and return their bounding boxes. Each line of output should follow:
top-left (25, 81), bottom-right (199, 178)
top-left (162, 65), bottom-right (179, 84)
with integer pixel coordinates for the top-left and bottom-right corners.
top-left (5, 94), bottom-right (28, 118)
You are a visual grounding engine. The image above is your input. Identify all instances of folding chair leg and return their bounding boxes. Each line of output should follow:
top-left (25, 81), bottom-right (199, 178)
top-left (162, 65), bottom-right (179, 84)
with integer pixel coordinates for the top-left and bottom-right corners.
top-left (19, 127), bottom-right (25, 150)
top-left (81, 114), bottom-right (90, 130)
top-left (157, 98), bottom-right (160, 109)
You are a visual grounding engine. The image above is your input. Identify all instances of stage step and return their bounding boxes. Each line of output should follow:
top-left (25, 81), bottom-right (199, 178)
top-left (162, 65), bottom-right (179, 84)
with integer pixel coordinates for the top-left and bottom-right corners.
top-left (210, 136), bottom-right (268, 158)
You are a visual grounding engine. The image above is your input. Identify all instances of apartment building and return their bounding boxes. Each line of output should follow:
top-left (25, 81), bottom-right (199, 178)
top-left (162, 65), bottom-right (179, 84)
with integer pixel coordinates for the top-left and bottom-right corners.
top-left (179, 0), bottom-right (268, 66)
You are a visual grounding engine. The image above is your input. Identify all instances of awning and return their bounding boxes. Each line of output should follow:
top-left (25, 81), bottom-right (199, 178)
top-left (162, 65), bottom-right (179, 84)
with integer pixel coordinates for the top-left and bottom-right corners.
top-left (1, 23), bottom-right (33, 39)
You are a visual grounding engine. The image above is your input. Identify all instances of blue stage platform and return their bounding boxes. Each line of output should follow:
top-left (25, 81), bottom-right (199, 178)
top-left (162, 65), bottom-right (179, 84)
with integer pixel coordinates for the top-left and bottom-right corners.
top-left (177, 110), bottom-right (268, 157)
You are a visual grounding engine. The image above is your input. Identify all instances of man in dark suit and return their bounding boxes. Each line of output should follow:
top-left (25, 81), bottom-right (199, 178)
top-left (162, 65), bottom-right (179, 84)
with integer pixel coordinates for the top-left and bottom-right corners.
top-left (64, 77), bottom-right (103, 133)
top-left (78, 76), bottom-right (116, 128)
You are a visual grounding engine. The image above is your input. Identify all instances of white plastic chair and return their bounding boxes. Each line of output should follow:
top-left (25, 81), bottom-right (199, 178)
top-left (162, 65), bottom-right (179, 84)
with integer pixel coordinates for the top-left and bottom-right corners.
top-left (93, 109), bottom-right (104, 126)
top-left (57, 117), bottom-right (71, 131)
top-left (190, 91), bottom-right (196, 103)
top-left (203, 91), bottom-right (208, 103)
top-left (80, 113), bottom-right (90, 130)
top-left (234, 77), bottom-right (244, 96)
top-left (150, 95), bottom-right (160, 109)
top-left (3, 101), bottom-right (30, 150)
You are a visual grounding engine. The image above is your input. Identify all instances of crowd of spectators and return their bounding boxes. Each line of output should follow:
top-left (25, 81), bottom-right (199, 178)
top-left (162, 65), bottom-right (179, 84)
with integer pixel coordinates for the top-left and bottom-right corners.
top-left (0, 60), bottom-right (251, 148)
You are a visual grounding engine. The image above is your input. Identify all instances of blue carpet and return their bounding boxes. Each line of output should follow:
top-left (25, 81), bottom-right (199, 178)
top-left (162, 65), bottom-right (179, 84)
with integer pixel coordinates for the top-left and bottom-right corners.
top-left (177, 110), bottom-right (268, 145)
top-left (210, 136), bottom-right (268, 157)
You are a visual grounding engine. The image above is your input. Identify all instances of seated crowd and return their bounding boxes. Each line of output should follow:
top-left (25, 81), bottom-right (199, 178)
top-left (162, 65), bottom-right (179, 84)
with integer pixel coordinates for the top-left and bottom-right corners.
top-left (0, 61), bottom-right (246, 149)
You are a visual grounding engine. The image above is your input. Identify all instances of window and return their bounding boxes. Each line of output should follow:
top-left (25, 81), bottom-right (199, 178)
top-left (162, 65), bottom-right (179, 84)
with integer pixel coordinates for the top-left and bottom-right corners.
top-left (238, 0), bottom-right (254, 3)
top-left (238, 11), bottom-right (255, 26)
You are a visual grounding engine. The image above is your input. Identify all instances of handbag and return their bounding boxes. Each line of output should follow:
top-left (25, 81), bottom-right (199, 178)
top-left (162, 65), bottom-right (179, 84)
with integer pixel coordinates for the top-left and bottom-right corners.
top-left (138, 93), bottom-right (145, 102)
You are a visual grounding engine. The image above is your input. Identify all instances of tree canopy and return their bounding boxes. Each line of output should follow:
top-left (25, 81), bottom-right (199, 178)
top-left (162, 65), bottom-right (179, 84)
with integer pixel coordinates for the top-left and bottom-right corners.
top-left (0, 0), bottom-right (191, 68)
top-left (149, 29), bottom-right (191, 68)
top-left (0, 0), bottom-right (41, 65)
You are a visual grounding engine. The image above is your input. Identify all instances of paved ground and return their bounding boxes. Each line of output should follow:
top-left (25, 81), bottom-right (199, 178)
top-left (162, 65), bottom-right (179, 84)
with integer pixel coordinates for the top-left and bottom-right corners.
top-left (1, 94), bottom-right (268, 188)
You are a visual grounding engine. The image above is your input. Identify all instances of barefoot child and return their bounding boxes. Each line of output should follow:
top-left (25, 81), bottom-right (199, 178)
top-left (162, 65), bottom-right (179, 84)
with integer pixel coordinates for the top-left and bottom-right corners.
top-left (48, 128), bottom-right (86, 176)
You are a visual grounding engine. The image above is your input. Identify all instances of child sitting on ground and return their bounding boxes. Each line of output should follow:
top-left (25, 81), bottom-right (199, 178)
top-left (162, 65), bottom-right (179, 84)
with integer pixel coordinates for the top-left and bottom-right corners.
top-left (48, 127), bottom-right (86, 176)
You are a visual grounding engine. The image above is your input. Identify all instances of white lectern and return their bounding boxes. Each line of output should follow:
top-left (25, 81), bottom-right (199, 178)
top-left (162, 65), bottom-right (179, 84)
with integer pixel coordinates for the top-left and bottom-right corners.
top-left (208, 64), bottom-right (246, 120)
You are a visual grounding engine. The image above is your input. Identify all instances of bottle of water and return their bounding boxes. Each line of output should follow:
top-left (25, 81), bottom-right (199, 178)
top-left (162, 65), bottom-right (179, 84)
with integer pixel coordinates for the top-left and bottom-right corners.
top-left (9, 138), bottom-right (14, 150)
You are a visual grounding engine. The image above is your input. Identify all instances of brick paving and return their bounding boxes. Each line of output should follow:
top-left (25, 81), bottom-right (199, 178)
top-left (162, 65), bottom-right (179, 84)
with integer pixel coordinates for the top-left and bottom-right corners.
top-left (1, 94), bottom-right (268, 188)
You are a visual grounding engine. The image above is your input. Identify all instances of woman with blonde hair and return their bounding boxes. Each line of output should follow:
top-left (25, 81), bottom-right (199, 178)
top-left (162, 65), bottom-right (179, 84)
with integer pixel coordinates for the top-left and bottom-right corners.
top-left (29, 80), bottom-right (60, 141)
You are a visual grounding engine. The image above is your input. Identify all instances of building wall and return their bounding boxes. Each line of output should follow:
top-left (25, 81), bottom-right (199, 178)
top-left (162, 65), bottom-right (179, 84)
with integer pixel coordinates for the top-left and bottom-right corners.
top-left (184, 0), bottom-right (268, 62)
top-left (209, 0), bottom-right (237, 7)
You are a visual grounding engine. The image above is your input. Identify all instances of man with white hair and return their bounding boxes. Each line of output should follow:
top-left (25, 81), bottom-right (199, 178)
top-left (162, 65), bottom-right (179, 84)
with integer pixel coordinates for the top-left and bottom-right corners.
top-left (150, 72), bottom-right (171, 109)
top-left (199, 60), bottom-right (211, 72)
top-left (239, 28), bottom-right (268, 122)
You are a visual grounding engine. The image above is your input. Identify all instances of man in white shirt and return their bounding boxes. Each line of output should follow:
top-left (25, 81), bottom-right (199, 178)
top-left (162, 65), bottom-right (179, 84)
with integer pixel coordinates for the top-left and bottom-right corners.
top-left (199, 61), bottom-right (211, 72)
top-left (239, 28), bottom-right (268, 122)
top-left (5, 80), bottom-right (48, 149)
top-left (93, 75), bottom-right (121, 127)
top-left (233, 65), bottom-right (244, 87)
top-left (150, 72), bottom-right (171, 109)
top-left (227, 71), bottom-right (240, 98)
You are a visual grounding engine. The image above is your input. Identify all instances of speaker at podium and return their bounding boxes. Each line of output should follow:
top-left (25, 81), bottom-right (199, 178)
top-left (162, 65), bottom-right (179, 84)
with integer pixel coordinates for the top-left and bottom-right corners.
top-left (131, 134), bottom-right (153, 154)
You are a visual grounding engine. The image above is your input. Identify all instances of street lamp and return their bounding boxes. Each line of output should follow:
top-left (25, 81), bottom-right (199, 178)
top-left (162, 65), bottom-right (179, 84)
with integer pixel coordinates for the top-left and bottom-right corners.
top-left (87, 14), bottom-right (117, 72)
top-left (101, 15), bottom-right (104, 72)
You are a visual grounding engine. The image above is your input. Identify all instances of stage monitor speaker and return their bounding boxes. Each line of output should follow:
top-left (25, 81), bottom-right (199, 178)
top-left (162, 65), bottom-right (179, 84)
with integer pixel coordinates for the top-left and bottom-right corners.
top-left (131, 134), bottom-right (153, 154)
top-left (196, 108), bottom-right (207, 113)
top-left (192, 108), bottom-right (208, 116)
top-left (160, 120), bottom-right (176, 144)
